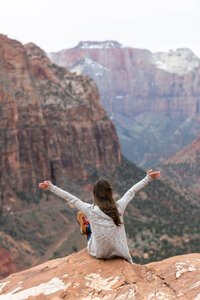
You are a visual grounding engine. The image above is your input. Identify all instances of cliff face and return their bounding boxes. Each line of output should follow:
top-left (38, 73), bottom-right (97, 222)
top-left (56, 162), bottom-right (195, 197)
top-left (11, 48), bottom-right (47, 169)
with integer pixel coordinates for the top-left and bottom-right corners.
top-left (0, 247), bottom-right (19, 279)
top-left (0, 248), bottom-right (199, 300)
top-left (50, 41), bottom-right (200, 120)
top-left (0, 35), bottom-right (121, 206)
top-left (160, 134), bottom-right (200, 198)
top-left (0, 35), bottom-right (120, 278)
top-left (49, 41), bottom-right (200, 167)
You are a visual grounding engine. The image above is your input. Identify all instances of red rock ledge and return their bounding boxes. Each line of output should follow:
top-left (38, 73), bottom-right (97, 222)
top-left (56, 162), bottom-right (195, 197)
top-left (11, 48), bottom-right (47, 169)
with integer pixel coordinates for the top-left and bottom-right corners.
top-left (0, 248), bottom-right (199, 299)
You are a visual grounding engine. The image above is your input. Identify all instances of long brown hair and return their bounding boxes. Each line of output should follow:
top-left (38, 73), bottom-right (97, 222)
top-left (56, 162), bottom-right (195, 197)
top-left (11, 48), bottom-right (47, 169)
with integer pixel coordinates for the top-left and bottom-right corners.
top-left (93, 177), bottom-right (122, 226)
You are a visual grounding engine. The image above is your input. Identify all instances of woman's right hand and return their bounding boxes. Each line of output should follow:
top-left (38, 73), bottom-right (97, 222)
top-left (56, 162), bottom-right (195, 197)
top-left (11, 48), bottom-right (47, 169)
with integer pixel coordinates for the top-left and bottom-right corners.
top-left (147, 169), bottom-right (160, 179)
top-left (39, 181), bottom-right (51, 190)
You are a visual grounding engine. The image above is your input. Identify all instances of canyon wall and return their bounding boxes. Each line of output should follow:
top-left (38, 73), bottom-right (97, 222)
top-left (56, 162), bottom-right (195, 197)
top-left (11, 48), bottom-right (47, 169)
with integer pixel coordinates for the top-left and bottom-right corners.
top-left (160, 134), bottom-right (200, 198)
top-left (0, 36), bottom-right (121, 209)
top-left (49, 41), bottom-right (200, 167)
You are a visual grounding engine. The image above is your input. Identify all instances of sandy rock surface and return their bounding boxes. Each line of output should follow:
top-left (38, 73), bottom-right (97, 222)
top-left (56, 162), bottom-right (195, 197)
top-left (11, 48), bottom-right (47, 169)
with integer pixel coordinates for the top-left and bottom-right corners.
top-left (0, 248), bottom-right (199, 299)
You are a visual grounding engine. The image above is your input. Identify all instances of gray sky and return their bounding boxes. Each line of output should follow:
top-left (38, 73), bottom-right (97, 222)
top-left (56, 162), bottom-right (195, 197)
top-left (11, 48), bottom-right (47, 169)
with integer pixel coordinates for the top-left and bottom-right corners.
top-left (1, 0), bottom-right (200, 56)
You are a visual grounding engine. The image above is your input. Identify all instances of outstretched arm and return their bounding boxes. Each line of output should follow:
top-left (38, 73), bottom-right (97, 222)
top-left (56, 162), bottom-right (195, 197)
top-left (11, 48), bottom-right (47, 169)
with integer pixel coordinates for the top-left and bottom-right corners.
top-left (117, 170), bottom-right (160, 214)
top-left (39, 181), bottom-right (92, 214)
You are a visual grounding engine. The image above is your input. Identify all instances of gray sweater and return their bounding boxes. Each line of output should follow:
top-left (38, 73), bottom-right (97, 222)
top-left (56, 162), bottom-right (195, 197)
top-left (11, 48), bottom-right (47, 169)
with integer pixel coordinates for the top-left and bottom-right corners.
top-left (49, 175), bottom-right (153, 263)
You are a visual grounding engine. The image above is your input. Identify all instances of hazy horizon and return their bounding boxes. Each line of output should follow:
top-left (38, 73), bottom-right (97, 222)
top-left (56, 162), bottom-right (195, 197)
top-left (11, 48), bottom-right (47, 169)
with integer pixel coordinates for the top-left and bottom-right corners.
top-left (1, 0), bottom-right (200, 57)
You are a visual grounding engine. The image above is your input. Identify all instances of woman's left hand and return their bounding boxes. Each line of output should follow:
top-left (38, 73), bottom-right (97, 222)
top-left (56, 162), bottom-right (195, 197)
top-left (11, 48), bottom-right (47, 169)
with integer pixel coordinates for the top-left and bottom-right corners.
top-left (147, 169), bottom-right (160, 179)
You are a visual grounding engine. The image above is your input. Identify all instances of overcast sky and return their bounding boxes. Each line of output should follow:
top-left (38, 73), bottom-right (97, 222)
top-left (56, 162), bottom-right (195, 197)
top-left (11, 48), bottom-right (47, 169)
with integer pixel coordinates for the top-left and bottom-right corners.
top-left (1, 0), bottom-right (200, 56)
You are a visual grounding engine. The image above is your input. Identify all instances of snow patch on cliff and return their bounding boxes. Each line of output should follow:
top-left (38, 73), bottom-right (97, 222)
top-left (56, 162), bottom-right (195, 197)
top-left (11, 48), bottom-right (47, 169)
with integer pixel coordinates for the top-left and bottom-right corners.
top-left (76, 41), bottom-right (122, 49)
top-left (153, 48), bottom-right (200, 75)
top-left (70, 57), bottom-right (108, 76)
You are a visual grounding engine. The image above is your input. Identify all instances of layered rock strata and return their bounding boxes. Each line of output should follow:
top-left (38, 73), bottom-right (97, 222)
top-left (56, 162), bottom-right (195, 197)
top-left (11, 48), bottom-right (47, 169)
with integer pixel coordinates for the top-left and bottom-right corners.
top-left (0, 35), bottom-right (121, 208)
top-left (49, 41), bottom-right (200, 167)
top-left (50, 42), bottom-right (200, 121)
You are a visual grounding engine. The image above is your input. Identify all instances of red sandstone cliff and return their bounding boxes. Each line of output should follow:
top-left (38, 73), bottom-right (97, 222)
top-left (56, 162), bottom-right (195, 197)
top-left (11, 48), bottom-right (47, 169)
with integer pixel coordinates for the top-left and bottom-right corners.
top-left (0, 248), bottom-right (199, 299)
top-left (0, 247), bottom-right (19, 279)
top-left (160, 134), bottom-right (200, 198)
top-left (0, 35), bottom-right (120, 277)
top-left (49, 41), bottom-right (200, 167)
top-left (50, 41), bottom-right (200, 121)
top-left (0, 35), bottom-right (121, 209)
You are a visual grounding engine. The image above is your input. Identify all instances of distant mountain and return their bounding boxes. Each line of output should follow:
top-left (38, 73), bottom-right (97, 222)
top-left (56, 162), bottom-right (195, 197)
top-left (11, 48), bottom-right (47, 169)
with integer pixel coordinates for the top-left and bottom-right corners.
top-left (0, 36), bottom-right (200, 279)
top-left (75, 40), bottom-right (123, 49)
top-left (49, 41), bottom-right (200, 168)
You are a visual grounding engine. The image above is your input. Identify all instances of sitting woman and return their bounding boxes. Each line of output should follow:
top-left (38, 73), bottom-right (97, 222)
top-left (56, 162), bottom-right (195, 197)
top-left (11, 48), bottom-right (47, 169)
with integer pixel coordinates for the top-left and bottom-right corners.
top-left (39, 169), bottom-right (160, 263)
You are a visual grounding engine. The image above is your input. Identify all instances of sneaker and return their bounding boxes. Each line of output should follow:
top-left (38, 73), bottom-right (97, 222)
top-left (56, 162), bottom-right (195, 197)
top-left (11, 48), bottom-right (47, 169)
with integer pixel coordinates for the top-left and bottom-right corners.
top-left (77, 211), bottom-right (89, 235)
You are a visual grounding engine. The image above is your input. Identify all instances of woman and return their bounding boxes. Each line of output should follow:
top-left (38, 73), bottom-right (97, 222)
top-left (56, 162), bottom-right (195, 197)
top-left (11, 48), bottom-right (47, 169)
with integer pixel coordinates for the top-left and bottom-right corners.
top-left (39, 169), bottom-right (160, 263)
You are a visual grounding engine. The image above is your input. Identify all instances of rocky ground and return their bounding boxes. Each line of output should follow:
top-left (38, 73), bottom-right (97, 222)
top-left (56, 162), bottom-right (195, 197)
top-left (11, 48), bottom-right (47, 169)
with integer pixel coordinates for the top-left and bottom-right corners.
top-left (0, 248), bottom-right (199, 299)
